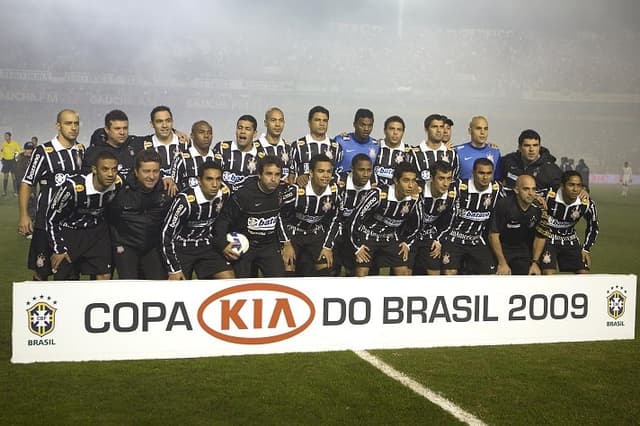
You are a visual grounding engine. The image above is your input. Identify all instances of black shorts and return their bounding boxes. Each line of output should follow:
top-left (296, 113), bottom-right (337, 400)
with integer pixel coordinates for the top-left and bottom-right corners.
top-left (502, 246), bottom-right (531, 275)
top-left (2, 159), bottom-right (16, 173)
top-left (334, 234), bottom-right (356, 270)
top-left (290, 232), bottom-right (329, 274)
top-left (540, 243), bottom-right (589, 273)
top-left (53, 223), bottom-right (112, 280)
top-left (176, 245), bottom-right (232, 279)
top-left (28, 228), bottom-right (52, 278)
top-left (410, 239), bottom-right (442, 273)
top-left (355, 238), bottom-right (409, 269)
top-left (114, 245), bottom-right (167, 279)
top-left (233, 242), bottom-right (284, 278)
top-left (440, 241), bottom-right (496, 274)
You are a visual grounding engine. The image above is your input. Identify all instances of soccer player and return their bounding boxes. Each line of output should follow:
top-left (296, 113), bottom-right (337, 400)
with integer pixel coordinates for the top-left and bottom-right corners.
top-left (109, 150), bottom-right (172, 279)
top-left (161, 162), bottom-right (234, 280)
top-left (350, 162), bottom-right (421, 277)
top-left (373, 115), bottom-right (413, 185)
top-left (46, 152), bottom-right (121, 280)
top-left (214, 155), bottom-right (291, 278)
top-left (498, 129), bottom-right (562, 196)
top-left (290, 105), bottom-right (343, 185)
top-left (621, 161), bottom-right (632, 196)
top-left (412, 114), bottom-right (459, 183)
top-left (281, 154), bottom-right (340, 276)
top-left (334, 108), bottom-right (379, 173)
top-left (213, 114), bottom-right (265, 188)
top-left (442, 116), bottom-right (454, 145)
top-left (455, 116), bottom-right (501, 180)
top-left (540, 171), bottom-right (599, 274)
top-left (83, 109), bottom-right (143, 179)
top-left (335, 153), bottom-right (377, 276)
top-left (488, 174), bottom-right (550, 275)
top-left (257, 107), bottom-right (292, 182)
top-left (440, 158), bottom-right (502, 275)
top-left (18, 109), bottom-right (85, 280)
top-left (171, 120), bottom-right (216, 191)
top-left (410, 161), bottom-right (455, 275)
top-left (2, 131), bottom-right (22, 196)
top-left (140, 106), bottom-right (187, 176)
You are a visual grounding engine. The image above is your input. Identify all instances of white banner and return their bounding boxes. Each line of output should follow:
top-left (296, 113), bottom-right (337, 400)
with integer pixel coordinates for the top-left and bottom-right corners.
top-left (12, 275), bottom-right (636, 363)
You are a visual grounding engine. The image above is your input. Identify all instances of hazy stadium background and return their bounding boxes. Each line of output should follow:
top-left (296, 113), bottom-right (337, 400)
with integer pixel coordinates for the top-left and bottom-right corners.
top-left (1, 0), bottom-right (639, 424)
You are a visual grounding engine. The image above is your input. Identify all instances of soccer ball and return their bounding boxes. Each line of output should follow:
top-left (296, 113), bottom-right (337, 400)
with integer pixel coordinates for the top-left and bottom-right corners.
top-left (226, 232), bottom-right (250, 256)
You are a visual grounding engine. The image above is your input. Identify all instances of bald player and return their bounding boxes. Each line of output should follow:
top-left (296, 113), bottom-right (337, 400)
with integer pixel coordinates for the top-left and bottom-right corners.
top-left (488, 174), bottom-right (550, 275)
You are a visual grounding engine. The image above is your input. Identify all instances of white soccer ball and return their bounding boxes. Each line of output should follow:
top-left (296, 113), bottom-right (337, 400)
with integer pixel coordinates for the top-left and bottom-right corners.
top-left (226, 232), bottom-right (250, 256)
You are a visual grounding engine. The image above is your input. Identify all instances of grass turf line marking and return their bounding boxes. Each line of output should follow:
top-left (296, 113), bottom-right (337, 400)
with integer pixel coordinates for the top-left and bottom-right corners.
top-left (354, 350), bottom-right (486, 426)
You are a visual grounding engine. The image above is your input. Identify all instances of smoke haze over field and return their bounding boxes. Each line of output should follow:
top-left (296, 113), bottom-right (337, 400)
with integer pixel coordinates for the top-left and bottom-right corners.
top-left (1, 0), bottom-right (639, 172)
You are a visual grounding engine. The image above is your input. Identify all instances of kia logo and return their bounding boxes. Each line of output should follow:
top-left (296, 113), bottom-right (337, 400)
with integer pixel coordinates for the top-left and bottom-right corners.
top-left (198, 283), bottom-right (315, 344)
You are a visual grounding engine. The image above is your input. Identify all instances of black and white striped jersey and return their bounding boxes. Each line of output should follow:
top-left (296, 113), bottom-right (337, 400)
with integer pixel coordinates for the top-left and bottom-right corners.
top-left (46, 173), bottom-right (121, 254)
top-left (545, 188), bottom-right (599, 250)
top-left (349, 184), bottom-right (421, 248)
top-left (290, 134), bottom-right (343, 177)
top-left (161, 184), bottom-right (230, 273)
top-left (411, 141), bottom-right (459, 182)
top-left (417, 182), bottom-right (456, 241)
top-left (140, 133), bottom-right (184, 176)
top-left (257, 134), bottom-right (292, 180)
top-left (170, 145), bottom-right (216, 191)
top-left (281, 181), bottom-right (341, 249)
top-left (373, 139), bottom-right (413, 185)
top-left (21, 136), bottom-right (85, 229)
top-left (439, 179), bottom-right (502, 246)
top-left (336, 171), bottom-right (376, 222)
top-left (213, 140), bottom-right (266, 188)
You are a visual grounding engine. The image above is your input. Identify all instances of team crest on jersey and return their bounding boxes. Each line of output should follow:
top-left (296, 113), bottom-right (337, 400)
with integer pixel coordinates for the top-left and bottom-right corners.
top-left (129, 147), bottom-right (136, 156)
top-left (606, 286), bottom-right (627, 320)
top-left (570, 207), bottom-right (581, 220)
top-left (257, 151), bottom-right (265, 158)
top-left (394, 152), bottom-right (405, 164)
top-left (182, 152), bottom-right (191, 159)
top-left (330, 184), bottom-right (337, 193)
top-left (297, 187), bottom-right (306, 196)
top-left (214, 153), bottom-right (223, 160)
top-left (26, 297), bottom-right (57, 337)
top-left (221, 186), bottom-right (230, 194)
top-left (215, 200), bottom-right (223, 213)
top-left (380, 191), bottom-right (388, 200)
top-left (44, 146), bottom-right (54, 153)
top-left (188, 177), bottom-right (198, 188)
top-left (75, 184), bottom-right (85, 192)
top-left (247, 158), bottom-right (257, 174)
top-left (297, 140), bottom-right (306, 147)
top-left (492, 182), bottom-right (499, 191)
top-left (459, 183), bottom-right (468, 191)
top-left (442, 252), bottom-right (450, 265)
top-left (542, 251), bottom-right (552, 264)
top-left (54, 173), bottom-right (66, 186)
top-left (400, 202), bottom-right (411, 216)
top-left (144, 141), bottom-right (153, 149)
top-left (221, 142), bottom-right (230, 150)
top-left (186, 194), bottom-right (196, 203)
top-left (437, 202), bottom-right (447, 213)
top-left (322, 198), bottom-right (333, 212)
top-left (448, 190), bottom-right (456, 198)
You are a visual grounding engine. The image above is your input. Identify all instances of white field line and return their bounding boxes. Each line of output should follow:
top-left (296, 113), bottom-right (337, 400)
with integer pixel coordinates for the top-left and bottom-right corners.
top-left (354, 350), bottom-right (487, 426)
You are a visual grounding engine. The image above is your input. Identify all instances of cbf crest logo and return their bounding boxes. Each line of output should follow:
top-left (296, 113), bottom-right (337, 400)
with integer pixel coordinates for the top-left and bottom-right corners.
top-left (26, 295), bottom-right (57, 337)
top-left (606, 285), bottom-right (627, 321)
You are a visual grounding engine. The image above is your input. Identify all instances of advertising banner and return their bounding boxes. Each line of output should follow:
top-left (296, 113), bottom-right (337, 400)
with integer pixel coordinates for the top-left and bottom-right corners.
top-left (12, 274), bottom-right (636, 363)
